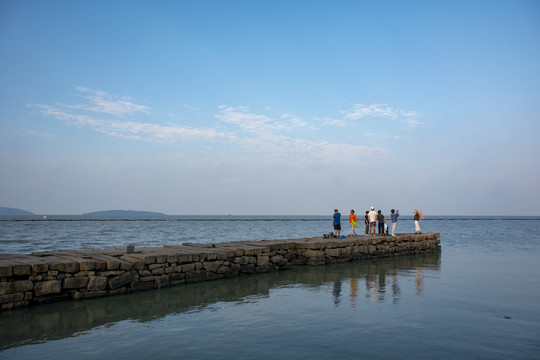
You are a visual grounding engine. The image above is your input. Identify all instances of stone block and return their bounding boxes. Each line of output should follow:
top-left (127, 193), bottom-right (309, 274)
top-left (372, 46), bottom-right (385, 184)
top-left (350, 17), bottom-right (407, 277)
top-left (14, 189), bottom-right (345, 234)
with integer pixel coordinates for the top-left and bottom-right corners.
top-left (148, 263), bottom-right (163, 270)
top-left (207, 272), bottom-right (225, 280)
top-left (306, 258), bottom-right (326, 266)
top-left (108, 271), bottom-right (138, 290)
top-left (87, 276), bottom-right (107, 291)
top-left (177, 253), bottom-right (194, 263)
top-left (119, 255), bottom-right (145, 270)
top-left (50, 260), bottom-right (80, 274)
top-left (63, 276), bottom-right (90, 289)
top-left (151, 268), bottom-right (165, 276)
top-left (166, 254), bottom-right (179, 263)
top-left (34, 280), bottom-right (62, 296)
top-left (31, 263), bottom-right (49, 273)
top-left (155, 275), bottom-right (169, 288)
top-left (150, 254), bottom-right (165, 264)
top-left (13, 264), bottom-right (32, 276)
top-left (169, 273), bottom-right (185, 282)
top-left (108, 288), bottom-right (127, 296)
top-left (203, 261), bottom-right (221, 272)
top-left (257, 255), bottom-right (270, 266)
top-left (0, 280), bottom-right (33, 295)
top-left (179, 263), bottom-right (195, 272)
top-left (72, 290), bottom-right (108, 300)
top-left (0, 292), bottom-right (25, 304)
top-left (185, 270), bottom-right (206, 283)
top-left (230, 263), bottom-right (241, 275)
top-left (138, 269), bottom-right (152, 277)
top-left (131, 281), bottom-right (155, 291)
top-left (216, 265), bottom-right (230, 275)
top-left (256, 265), bottom-right (270, 273)
top-left (301, 250), bottom-right (324, 258)
top-left (325, 248), bottom-right (341, 257)
top-left (240, 264), bottom-right (255, 274)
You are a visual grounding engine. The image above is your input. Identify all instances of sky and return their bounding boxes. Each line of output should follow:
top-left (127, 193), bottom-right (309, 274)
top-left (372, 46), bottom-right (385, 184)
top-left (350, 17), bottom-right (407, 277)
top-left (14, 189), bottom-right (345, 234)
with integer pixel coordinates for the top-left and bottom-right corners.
top-left (1, 0), bottom-right (539, 216)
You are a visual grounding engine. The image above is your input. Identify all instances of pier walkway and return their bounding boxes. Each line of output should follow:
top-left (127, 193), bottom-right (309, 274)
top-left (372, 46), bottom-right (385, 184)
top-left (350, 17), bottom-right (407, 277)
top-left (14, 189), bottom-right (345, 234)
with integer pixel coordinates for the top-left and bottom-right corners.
top-left (0, 233), bottom-right (440, 311)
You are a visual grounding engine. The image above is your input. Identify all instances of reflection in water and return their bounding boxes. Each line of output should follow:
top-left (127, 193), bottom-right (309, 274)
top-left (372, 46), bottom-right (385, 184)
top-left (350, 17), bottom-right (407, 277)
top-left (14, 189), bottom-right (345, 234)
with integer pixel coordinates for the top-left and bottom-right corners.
top-left (332, 281), bottom-right (342, 306)
top-left (0, 252), bottom-right (440, 351)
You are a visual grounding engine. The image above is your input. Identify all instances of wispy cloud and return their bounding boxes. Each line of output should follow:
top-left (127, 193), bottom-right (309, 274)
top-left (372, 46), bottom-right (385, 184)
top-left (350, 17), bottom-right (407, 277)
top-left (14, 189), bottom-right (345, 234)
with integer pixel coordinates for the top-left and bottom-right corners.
top-left (31, 88), bottom-right (391, 166)
top-left (280, 113), bottom-right (308, 128)
top-left (405, 119), bottom-right (424, 128)
top-left (316, 117), bottom-right (351, 127)
top-left (343, 103), bottom-right (423, 125)
top-left (216, 105), bottom-right (285, 137)
top-left (70, 87), bottom-right (151, 116)
top-left (32, 100), bottom-right (237, 144)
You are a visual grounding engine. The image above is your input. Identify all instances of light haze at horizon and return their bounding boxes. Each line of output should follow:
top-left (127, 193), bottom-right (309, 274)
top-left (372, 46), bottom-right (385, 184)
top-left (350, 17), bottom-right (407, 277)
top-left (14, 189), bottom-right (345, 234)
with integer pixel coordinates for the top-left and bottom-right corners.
top-left (1, 0), bottom-right (539, 216)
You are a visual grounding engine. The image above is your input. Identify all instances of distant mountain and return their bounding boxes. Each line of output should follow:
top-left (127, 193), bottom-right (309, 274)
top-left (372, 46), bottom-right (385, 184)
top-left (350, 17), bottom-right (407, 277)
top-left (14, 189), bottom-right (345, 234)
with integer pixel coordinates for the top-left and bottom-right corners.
top-left (0, 207), bottom-right (35, 215)
top-left (82, 210), bottom-right (167, 216)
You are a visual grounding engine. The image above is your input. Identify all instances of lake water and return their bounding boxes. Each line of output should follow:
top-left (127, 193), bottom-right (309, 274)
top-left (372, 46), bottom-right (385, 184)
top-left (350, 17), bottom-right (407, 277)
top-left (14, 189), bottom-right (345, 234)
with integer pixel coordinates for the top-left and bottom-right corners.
top-left (0, 216), bottom-right (539, 359)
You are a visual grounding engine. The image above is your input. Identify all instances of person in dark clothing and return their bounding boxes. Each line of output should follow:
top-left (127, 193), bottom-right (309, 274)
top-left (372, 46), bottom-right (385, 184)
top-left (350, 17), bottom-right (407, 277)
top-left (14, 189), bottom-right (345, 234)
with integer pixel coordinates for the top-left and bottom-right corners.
top-left (377, 210), bottom-right (386, 235)
top-left (364, 211), bottom-right (369, 235)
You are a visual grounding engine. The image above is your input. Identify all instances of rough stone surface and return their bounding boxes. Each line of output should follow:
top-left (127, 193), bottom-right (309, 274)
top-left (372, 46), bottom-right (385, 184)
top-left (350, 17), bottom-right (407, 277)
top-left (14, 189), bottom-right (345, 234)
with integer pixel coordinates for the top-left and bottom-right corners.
top-left (0, 233), bottom-right (440, 311)
top-left (34, 280), bottom-right (61, 296)
top-left (107, 271), bottom-right (138, 290)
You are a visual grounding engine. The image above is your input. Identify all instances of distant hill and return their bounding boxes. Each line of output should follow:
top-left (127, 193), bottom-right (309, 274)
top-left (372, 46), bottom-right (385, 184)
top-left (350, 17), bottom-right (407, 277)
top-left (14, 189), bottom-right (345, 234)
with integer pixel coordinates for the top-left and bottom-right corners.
top-left (82, 210), bottom-right (167, 216)
top-left (0, 207), bottom-right (35, 215)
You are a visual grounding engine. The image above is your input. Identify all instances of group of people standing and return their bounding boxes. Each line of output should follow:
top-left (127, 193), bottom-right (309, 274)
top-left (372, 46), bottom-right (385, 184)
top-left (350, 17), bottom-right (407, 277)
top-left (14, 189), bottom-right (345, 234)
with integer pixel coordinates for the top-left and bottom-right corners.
top-left (332, 208), bottom-right (424, 237)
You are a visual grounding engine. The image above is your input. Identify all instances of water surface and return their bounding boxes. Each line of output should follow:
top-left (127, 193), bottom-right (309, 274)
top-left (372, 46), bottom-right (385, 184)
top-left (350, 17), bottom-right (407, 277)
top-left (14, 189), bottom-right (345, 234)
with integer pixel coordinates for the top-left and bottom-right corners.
top-left (0, 217), bottom-right (539, 359)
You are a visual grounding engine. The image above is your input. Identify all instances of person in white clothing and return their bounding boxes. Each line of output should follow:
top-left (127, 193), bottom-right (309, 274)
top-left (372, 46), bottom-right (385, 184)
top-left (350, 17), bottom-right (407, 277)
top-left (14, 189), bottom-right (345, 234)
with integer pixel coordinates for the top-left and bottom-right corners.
top-left (414, 209), bottom-right (423, 234)
top-left (368, 207), bottom-right (378, 235)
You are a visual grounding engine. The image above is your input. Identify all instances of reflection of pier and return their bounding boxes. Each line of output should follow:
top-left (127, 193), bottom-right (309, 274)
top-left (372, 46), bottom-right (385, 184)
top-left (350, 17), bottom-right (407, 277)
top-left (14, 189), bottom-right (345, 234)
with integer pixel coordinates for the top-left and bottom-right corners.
top-left (0, 252), bottom-right (440, 350)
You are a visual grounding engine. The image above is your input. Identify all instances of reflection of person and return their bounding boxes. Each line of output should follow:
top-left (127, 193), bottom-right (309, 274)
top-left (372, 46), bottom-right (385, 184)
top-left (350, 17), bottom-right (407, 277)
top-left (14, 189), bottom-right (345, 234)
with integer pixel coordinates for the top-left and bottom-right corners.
top-left (350, 278), bottom-right (358, 308)
top-left (377, 210), bottom-right (386, 235)
top-left (332, 209), bottom-right (341, 237)
top-left (333, 280), bottom-right (342, 306)
top-left (349, 210), bottom-right (359, 235)
top-left (368, 207), bottom-right (378, 235)
top-left (414, 209), bottom-right (423, 234)
top-left (390, 209), bottom-right (399, 236)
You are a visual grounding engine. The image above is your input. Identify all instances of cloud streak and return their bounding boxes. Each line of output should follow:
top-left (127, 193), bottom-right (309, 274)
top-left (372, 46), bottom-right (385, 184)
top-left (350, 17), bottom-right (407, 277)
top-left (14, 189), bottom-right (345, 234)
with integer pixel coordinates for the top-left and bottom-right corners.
top-left (31, 88), bottom-right (392, 166)
top-left (343, 103), bottom-right (423, 126)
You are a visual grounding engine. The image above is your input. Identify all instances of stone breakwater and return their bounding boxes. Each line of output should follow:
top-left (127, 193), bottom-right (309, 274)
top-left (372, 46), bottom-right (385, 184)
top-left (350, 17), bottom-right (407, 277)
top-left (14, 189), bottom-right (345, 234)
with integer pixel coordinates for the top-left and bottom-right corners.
top-left (0, 233), bottom-right (440, 311)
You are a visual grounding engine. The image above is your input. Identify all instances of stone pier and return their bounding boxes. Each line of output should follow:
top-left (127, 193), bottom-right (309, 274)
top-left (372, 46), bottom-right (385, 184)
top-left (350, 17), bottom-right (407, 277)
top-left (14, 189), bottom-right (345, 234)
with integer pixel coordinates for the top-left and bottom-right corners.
top-left (0, 233), bottom-right (440, 311)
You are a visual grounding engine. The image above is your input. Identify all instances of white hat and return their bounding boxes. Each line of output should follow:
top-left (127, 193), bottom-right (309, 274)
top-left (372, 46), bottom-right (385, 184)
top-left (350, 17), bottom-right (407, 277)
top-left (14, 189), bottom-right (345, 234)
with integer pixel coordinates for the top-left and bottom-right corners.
top-left (371, 206), bottom-right (374, 210)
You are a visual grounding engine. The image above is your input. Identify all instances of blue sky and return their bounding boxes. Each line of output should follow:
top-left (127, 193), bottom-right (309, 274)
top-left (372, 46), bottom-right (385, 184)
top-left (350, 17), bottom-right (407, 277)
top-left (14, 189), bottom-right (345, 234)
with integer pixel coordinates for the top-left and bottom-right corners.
top-left (1, 0), bottom-right (539, 215)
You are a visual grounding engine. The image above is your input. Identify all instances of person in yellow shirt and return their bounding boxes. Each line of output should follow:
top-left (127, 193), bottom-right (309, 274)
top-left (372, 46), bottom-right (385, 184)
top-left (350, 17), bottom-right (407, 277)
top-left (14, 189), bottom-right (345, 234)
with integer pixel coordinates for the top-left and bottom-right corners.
top-left (349, 210), bottom-right (359, 236)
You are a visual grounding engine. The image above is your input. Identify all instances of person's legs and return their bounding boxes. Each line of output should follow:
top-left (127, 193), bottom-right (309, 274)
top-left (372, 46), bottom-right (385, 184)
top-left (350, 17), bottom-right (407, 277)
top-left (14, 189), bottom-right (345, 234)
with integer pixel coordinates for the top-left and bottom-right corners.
top-left (414, 220), bottom-right (421, 233)
top-left (391, 222), bottom-right (397, 236)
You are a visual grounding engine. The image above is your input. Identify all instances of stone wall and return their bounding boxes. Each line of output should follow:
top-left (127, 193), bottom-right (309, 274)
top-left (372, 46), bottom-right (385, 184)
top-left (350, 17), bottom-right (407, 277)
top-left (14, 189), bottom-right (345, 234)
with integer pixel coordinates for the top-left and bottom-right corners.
top-left (0, 233), bottom-right (440, 311)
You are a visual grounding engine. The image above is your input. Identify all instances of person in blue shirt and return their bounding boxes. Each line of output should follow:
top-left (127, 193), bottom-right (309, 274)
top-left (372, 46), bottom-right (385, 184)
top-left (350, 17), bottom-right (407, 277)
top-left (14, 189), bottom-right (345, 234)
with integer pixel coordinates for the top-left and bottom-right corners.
top-left (332, 209), bottom-right (341, 238)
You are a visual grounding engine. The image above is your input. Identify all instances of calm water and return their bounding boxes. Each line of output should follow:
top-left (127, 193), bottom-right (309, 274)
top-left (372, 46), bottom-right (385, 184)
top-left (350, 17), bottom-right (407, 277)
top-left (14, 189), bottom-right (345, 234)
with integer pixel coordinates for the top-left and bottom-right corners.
top-left (0, 216), bottom-right (539, 359)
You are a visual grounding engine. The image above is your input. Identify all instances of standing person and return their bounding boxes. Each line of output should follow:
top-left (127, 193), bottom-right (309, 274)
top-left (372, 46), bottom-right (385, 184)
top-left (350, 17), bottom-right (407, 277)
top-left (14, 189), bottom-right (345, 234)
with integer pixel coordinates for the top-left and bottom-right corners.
top-left (349, 210), bottom-right (359, 236)
top-left (390, 209), bottom-right (399, 236)
top-left (332, 209), bottom-right (341, 238)
top-left (368, 207), bottom-right (378, 235)
top-left (414, 209), bottom-right (423, 234)
top-left (364, 211), bottom-right (369, 235)
top-left (377, 210), bottom-right (386, 235)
